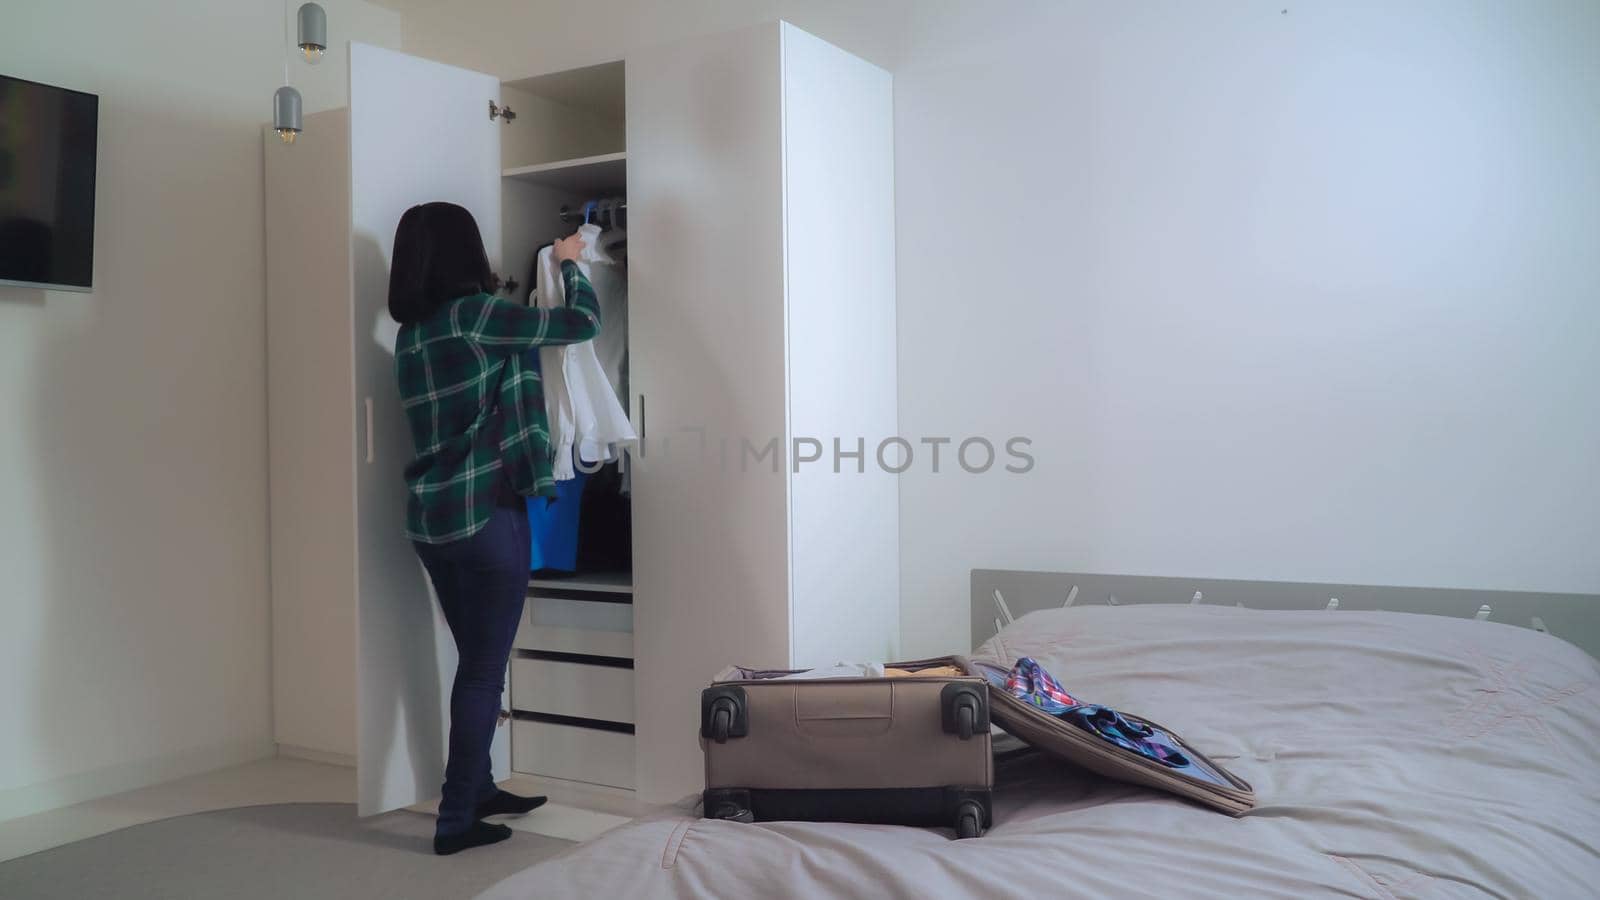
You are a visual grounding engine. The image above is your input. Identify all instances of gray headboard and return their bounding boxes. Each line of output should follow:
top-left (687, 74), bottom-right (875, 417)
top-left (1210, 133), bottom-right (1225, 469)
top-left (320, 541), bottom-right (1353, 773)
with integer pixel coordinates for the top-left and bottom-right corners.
top-left (972, 569), bottom-right (1600, 661)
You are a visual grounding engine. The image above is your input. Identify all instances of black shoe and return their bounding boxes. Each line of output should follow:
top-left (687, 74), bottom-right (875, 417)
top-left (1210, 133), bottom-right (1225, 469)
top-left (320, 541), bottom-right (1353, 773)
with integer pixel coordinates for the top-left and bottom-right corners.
top-left (433, 821), bottom-right (513, 856)
top-left (476, 790), bottom-right (549, 819)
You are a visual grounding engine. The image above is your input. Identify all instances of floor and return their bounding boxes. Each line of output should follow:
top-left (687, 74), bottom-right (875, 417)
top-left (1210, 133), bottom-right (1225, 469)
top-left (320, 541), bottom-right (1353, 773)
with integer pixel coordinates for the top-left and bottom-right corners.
top-left (0, 802), bottom-right (573, 900)
top-left (0, 756), bottom-right (630, 865)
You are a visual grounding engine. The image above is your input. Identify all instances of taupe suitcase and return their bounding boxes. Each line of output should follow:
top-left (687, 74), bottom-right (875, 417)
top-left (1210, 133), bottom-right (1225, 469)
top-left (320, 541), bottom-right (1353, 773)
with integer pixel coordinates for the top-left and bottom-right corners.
top-left (700, 657), bottom-right (994, 838)
top-left (700, 655), bottom-right (1254, 837)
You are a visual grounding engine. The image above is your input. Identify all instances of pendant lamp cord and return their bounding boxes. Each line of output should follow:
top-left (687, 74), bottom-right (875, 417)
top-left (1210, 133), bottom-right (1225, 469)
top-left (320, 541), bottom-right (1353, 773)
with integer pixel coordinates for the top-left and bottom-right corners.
top-left (282, 0), bottom-right (291, 86)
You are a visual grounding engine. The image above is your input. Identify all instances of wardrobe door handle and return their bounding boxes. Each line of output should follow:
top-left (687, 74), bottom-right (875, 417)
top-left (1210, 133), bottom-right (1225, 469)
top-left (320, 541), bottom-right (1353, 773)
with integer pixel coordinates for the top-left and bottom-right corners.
top-left (363, 396), bottom-right (375, 464)
top-left (636, 393), bottom-right (646, 443)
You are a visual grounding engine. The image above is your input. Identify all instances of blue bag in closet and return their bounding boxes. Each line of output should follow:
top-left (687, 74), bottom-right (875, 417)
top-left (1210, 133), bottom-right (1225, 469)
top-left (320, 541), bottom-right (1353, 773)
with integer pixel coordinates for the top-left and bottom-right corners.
top-left (527, 464), bottom-right (587, 574)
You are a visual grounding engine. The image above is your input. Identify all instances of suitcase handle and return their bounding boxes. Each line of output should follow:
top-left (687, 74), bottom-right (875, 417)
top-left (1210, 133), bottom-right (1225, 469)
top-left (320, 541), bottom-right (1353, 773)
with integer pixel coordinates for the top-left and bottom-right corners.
top-left (701, 686), bottom-right (749, 742)
top-left (941, 683), bottom-right (990, 740)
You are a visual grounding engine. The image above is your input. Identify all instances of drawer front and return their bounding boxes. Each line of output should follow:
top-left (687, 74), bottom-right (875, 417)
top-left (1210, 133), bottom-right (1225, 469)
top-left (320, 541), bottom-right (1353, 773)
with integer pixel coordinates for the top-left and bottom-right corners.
top-left (511, 657), bottom-right (635, 724)
top-left (515, 596), bottom-right (633, 658)
top-left (511, 719), bottom-right (635, 789)
top-left (516, 624), bottom-right (633, 658)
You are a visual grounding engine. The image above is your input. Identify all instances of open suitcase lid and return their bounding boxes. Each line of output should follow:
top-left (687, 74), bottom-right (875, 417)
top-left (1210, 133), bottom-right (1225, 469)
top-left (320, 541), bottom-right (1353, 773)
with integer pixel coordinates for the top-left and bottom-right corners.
top-left (954, 655), bottom-right (1256, 816)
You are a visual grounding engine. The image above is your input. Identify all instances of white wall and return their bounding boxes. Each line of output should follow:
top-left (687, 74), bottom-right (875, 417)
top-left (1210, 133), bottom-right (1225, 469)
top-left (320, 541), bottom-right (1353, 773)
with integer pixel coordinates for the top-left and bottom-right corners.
top-left (394, 0), bottom-right (917, 80)
top-left (782, 23), bottom-right (901, 667)
top-left (0, 0), bottom-right (401, 819)
top-left (894, 0), bottom-right (1600, 655)
top-left (399, 0), bottom-right (1600, 660)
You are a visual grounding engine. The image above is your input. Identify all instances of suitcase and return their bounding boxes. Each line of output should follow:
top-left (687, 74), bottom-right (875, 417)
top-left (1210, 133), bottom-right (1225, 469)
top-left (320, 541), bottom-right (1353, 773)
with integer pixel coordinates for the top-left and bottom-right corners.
top-left (700, 656), bottom-right (994, 839)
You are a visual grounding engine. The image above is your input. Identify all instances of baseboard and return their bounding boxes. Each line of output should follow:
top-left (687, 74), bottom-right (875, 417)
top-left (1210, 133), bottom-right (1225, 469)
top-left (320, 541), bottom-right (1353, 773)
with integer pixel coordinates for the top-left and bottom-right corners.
top-left (0, 737), bottom-right (276, 823)
top-left (275, 743), bottom-right (356, 768)
top-left (501, 772), bottom-right (643, 818)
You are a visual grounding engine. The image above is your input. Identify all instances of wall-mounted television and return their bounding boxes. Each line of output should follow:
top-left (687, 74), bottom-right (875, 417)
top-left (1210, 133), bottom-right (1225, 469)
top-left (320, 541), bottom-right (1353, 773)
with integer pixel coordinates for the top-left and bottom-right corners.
top-left (0, 75), bottom-right (99, 291)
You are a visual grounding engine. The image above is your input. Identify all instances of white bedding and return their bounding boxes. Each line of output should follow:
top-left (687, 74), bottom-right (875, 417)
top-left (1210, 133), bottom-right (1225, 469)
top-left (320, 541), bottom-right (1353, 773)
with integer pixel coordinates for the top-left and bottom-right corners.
top-left (479, 605), bottom-right (1600, 899)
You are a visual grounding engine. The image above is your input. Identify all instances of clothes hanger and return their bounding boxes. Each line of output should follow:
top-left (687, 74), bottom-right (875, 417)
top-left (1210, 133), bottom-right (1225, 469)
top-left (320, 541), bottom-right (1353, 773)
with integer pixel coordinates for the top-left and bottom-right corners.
top-left (576, 198), bottom-right (614, 265)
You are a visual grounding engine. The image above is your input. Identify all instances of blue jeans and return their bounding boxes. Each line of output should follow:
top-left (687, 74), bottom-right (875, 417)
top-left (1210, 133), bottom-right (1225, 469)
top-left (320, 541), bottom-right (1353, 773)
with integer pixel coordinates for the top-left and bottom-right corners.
top-left (413, 504), bottom-right (529, 838)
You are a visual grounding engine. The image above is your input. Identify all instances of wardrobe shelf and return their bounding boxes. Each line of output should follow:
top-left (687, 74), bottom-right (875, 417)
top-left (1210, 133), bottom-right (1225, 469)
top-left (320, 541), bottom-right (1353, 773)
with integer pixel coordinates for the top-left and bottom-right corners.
top-left (530, 571), bottom-right (634, 595)
top-left (502, 152), bottom-right (626, 193)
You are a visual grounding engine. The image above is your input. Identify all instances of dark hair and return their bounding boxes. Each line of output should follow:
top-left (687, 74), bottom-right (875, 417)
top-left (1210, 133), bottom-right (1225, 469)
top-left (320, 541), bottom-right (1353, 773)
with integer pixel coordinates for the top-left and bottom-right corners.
top-left (387, 202), bottom-right (499, 324)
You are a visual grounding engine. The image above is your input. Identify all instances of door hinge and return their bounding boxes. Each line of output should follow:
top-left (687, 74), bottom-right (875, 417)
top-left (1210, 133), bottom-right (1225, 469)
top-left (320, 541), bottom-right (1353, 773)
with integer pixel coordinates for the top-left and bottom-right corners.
top-left (489, 100), bottom-right (516, 123)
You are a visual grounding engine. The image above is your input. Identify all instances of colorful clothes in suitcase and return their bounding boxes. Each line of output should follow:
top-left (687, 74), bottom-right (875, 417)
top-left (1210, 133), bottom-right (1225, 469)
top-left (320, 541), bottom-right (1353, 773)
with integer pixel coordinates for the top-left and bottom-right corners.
top-left (997, 657), bottom-right (1233, 786)
top-left (1004, 657), bottom-right (1080, 713)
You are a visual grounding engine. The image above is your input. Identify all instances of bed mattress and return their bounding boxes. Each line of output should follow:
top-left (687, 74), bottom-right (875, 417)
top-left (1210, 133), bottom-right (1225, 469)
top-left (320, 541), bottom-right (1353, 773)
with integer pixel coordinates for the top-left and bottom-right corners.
top-left (478, 604), bottom-right (1600, 899)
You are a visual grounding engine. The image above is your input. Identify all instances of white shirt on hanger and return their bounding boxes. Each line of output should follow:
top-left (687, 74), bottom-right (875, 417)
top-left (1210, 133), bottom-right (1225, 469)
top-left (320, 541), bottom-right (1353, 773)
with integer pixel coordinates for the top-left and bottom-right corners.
top-left (533, 223), bottom-right (636, 479)
top-left (586, 261), bottom-right (627, 410)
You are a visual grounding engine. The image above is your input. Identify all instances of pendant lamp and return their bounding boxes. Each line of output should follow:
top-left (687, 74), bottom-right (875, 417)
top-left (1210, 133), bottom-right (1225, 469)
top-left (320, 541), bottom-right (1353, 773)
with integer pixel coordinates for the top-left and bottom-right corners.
top-left (297, 3), bottom-right (327, 65)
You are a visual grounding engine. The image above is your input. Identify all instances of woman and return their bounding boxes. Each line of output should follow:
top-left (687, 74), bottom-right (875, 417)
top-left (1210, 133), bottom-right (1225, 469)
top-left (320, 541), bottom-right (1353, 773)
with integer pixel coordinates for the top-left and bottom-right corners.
top-left (389, 202), bottom-right (598, 855)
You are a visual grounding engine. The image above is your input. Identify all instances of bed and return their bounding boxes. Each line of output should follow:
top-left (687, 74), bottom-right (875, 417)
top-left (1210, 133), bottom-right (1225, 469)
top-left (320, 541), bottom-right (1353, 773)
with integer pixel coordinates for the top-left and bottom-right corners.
top-left (478, 572), bottom-right (1600, 899)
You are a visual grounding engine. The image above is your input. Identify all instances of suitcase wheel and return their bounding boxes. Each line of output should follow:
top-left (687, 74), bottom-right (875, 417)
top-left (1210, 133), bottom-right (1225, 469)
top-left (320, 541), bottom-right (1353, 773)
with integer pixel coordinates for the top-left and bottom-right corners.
top-left (711, 802), bottom-right (755, 824)
top-left (956, 703), bottom-right (975, 740)
top-left (704, 789), bottom-right (755, 824)
top-left (954, 800), bottom-right (984, 839)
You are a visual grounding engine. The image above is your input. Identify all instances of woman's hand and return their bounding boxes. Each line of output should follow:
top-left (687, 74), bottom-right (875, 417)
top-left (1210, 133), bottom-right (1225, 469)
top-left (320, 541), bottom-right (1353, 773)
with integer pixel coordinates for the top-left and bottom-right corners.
top-left (553, 231), bottom-right (586, 264)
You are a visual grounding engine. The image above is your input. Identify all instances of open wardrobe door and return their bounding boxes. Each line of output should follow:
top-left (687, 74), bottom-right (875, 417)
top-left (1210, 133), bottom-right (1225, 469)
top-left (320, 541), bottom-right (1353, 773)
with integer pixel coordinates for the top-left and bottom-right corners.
top-left (348, 42), bottom-right (506, 816)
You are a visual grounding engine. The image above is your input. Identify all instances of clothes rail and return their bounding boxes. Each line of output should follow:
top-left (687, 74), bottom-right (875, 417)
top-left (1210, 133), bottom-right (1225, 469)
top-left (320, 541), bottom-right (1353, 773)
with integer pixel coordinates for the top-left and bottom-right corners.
top-left (559, 200), bottom-right (627, 224)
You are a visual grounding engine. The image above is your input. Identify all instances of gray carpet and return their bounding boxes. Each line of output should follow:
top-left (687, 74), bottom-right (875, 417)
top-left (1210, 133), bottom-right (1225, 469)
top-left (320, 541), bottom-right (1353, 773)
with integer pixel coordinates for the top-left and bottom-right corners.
top-left (0, 803), bottom-right (573, 900)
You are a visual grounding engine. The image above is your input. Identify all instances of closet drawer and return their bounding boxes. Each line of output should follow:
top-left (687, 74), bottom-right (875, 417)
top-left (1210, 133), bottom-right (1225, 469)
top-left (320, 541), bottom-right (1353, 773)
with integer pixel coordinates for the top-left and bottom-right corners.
top-left (516, 624), bottom-right (633, 658)
top-left (511, 719), bottom-right (635, 789)
top-left (511, 657), bottom-right (634, 724)
top-left (515, 595), bottom-right (633, 658)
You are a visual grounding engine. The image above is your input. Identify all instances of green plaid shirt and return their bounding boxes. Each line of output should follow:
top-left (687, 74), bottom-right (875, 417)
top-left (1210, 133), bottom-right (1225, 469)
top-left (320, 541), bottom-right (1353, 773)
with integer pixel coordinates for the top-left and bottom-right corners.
top-left (397, 261), bottom-right (600, 544)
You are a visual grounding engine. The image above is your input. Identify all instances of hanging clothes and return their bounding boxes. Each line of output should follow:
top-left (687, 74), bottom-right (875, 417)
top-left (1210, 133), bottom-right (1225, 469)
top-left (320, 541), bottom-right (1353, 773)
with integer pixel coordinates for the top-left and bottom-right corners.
top-left (586, 257), bottom-right (628, 411)
top-left (591, 216), bottom-right (631, 496)
top-left (533, 223), bottom-right (636, 480)
top-left (575, 459), bottom-right (631, 572)
top-left (587, 208), bottom-right (629, 412)
top-left (522, 354), bottom-right (585, 574)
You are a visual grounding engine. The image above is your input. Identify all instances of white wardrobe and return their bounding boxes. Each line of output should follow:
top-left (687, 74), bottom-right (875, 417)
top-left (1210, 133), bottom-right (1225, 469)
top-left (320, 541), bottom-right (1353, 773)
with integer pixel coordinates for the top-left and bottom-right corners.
top-left (265, 21), bottom-right (898, 815)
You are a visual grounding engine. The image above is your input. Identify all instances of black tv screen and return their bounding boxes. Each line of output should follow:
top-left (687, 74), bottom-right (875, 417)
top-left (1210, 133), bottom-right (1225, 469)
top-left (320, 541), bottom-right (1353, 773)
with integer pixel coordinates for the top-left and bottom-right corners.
top-left (0, 75), bottom-right (99, 290)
